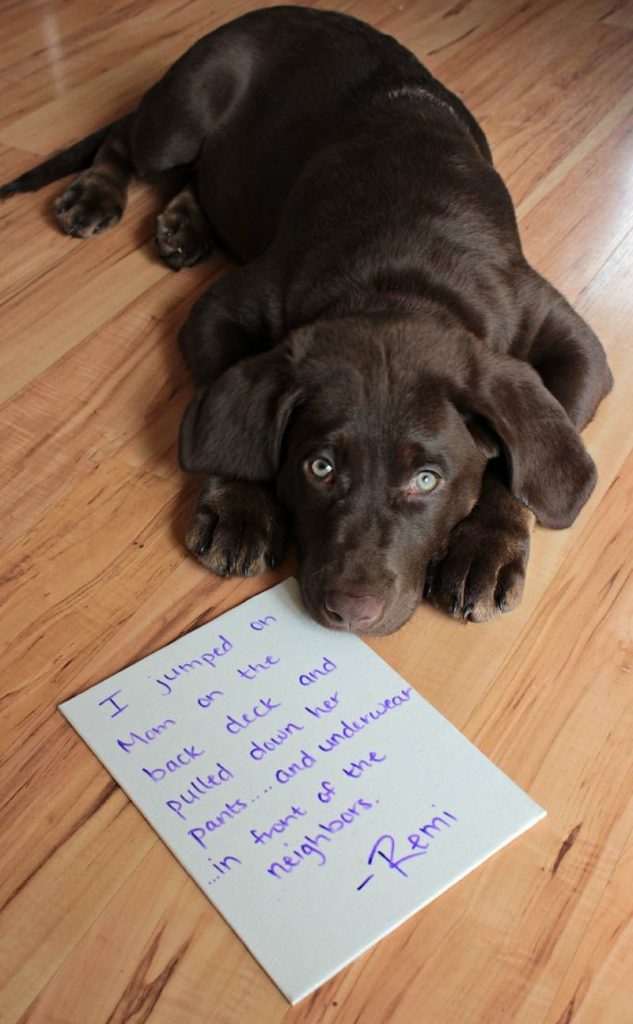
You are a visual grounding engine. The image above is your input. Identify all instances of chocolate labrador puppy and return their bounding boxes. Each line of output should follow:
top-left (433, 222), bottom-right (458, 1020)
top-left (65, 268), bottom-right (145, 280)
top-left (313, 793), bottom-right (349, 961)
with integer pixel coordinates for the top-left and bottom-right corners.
top-left (1, 6), bottom-right (612, 635)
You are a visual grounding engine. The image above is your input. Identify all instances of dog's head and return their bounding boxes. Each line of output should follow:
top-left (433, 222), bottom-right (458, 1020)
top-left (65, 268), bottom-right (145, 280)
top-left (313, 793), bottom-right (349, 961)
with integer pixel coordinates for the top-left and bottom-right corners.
top-left (179, 315), bottom-right (595, 634)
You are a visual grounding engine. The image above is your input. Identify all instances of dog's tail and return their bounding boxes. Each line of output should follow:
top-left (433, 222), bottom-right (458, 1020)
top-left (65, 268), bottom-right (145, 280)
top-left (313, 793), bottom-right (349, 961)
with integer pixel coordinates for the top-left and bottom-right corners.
top-left (0, 117), bottom-right (127, 199)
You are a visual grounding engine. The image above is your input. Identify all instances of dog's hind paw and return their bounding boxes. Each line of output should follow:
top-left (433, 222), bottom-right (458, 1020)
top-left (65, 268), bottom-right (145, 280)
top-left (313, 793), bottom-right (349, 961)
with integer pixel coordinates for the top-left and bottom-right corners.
top-left (156, 189), bottom-right (214, 270)
top-left (185, 477), bottom-right (287, 578)
top-left (55, 173), bottom-right (125, 237)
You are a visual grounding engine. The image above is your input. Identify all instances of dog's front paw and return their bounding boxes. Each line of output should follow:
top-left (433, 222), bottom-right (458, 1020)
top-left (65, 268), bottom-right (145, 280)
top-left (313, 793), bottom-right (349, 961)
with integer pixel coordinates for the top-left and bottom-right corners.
top-left (55, 173), bottom-right (125, 237)
top-left (425, 513), bottom-right (531, 623)
top-left (185, 478), bottom-right (287, 577)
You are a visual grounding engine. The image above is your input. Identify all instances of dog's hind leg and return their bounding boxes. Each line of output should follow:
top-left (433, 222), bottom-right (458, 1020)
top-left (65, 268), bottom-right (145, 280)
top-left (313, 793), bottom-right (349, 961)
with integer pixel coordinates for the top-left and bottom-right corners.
top-left (54, 115), bottom-right (135, 238)
top-left (52, 27), bottom-right (253, 239)
top-left (156, 184), bottom-right (215, 270)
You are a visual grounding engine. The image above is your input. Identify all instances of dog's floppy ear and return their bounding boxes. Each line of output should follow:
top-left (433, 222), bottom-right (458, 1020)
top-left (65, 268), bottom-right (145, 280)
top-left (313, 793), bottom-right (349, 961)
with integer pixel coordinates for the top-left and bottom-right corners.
top-left (466, 351), bottom-right (596, 528)
top-left (179, 344), bottom-right (301, 479)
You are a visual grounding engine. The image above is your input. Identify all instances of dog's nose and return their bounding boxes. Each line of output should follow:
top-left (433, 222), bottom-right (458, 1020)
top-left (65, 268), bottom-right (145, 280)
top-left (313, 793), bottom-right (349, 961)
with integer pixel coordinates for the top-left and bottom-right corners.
top-left (324, 591), bottom-right (385, 631)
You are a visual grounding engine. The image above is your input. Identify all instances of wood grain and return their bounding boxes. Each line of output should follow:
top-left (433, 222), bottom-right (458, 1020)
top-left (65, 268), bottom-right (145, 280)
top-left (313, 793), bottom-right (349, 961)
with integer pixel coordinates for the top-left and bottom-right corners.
top-left (0, 2), bottom-right (631, 1022)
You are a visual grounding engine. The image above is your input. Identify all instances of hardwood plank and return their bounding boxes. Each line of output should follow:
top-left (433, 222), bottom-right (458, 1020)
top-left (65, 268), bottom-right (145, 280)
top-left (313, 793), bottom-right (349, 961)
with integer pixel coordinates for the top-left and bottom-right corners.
top-left (0, 240), bottom-right (168, 403)
top-left (545, 820), bottom-right (633, 1024)
top-left (0, 250), bottom-right (220, 553)
top-left (602, 0), bottom-right (633, 30)
top-left (17, 843), bottom-right (287, 1024)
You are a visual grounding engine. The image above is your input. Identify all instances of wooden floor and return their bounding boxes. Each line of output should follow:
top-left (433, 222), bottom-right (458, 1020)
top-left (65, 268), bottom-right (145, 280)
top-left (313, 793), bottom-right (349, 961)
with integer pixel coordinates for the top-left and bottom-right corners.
top-left (0, 1), bottom-right (632, 1021)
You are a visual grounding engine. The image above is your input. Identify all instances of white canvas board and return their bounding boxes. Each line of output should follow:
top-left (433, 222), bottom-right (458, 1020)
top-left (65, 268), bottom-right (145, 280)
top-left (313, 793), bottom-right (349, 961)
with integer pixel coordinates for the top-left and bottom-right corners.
top-left (60, 578), bottom-right (545, 1004)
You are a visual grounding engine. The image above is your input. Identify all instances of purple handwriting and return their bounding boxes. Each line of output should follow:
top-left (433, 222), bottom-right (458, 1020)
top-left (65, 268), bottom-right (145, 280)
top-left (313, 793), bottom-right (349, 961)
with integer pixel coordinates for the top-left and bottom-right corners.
top-left (197, 688), bottom-right (224, 708)
top-left (225, 696), bottom-right (281, 735)
top-left (298, 656), bottom-right (337, 687)
top-left (165, 762), bottom-right (234, 821)
top-left (99, 690), bottom-right (129, 718)
top-left (304, 692), bottom-right (340, 719)
top-left (317, 780), bottom-right (337, 803)
top-left (318, 687), bottom-right (412, 752)
top-left (272, 746), bottom-right (388, 785)
top-left (142, 744), bottom-right (205, 782)
top-left (267, 798), bottom-right (375, 876)
top-left (249, 722), bottom-right (304, 761)
top-left (356, 808), bottom-right (458, 890)
top-left (249, 615), bottom-right (277, 632)
top-left (188, 799), bottom-right (248, 848)
top-left (275, 748), bottom-right (317, 784)
top-left (250, 804), bottom-right (308, 846)
top-left (342, 751), bottom-right (386, 779)
top-left (236, 655), bottom-right (280, 680)
top-left (117, 718), bottom-right (176, 752)
top-left (207, 853), bottom-right (242, 886)
top-left (155, 636), bottom-right (233, 696)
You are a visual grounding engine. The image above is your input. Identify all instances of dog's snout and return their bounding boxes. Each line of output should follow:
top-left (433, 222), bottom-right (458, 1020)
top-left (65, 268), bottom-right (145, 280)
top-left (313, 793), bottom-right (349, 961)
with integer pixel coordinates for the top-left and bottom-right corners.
top-left (324, 591), bottom-right (385, 631)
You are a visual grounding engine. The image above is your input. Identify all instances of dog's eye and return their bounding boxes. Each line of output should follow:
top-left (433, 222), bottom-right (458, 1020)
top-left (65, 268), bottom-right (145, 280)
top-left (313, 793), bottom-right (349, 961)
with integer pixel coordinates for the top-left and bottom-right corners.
top-left (410, 469), bottom-right (441, 494)
top-left (307, 456), bottom-right (335, 481)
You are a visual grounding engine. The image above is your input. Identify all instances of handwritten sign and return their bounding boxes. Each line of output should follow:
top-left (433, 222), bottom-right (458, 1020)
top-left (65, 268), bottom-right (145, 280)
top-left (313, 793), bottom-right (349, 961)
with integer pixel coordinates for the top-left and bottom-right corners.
top-left (60, 579), bottom-right (545, 1004)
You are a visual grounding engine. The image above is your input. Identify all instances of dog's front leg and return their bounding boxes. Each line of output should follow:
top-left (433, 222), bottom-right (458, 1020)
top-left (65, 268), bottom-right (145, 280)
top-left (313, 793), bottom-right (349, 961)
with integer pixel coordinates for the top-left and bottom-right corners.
top-left (179, 260), bottom-right (288, 577)
top-left (178, 259), bottom-right (281, 386)
top-left (426, 276), bottom-right (613, 624)
top-left (425, 464), bottom-right (533, 622)
top-left (186, 476), bottom-right (288, 577)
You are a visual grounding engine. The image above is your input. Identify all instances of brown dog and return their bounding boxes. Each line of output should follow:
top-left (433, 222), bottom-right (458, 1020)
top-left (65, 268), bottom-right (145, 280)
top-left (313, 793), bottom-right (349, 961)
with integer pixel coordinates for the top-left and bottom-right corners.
top-left (1, 7), bottom-right (612, 635)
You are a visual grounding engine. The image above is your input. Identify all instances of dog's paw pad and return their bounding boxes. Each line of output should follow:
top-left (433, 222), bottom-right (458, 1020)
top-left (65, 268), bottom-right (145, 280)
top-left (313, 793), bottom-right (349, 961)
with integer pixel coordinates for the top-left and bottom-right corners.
top-left (425, 524), bottom-right (530, 623)
top-left (185, 486), bottom-right (286, 578)
top-left (156, 205), bottom-right (214, 270)
top-left (55, 175), bottom-right (124, 238)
